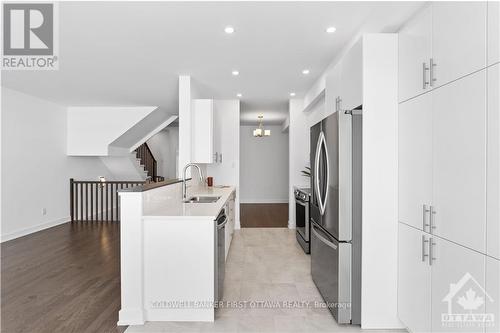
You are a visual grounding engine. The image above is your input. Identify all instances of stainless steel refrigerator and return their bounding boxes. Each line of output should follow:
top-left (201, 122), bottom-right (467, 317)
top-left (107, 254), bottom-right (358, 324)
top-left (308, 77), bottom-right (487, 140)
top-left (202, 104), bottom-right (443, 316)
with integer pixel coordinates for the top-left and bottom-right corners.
top-left (310, 109), bottom-right (362, 325)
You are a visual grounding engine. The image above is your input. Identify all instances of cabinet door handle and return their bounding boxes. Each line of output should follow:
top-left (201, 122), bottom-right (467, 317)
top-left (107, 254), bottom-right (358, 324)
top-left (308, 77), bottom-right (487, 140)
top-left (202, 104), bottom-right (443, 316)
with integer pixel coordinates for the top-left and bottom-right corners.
top-left (336, 96), bottom-right (342, 113)
top-left (422, 62), bottom-right (430, 89)
top-left (422, 204), bottom-right (431, 232)
top-left (219, 153), bottom-right (223, 163)
top-left (421, 235), bottom-right (429, 262)
top-left (430, 205), bottom-right (437, 233)
top-left (429, 237), bottom-right (437, 266)
top-left (430, 58), bottom-right (437, 87)
top-left (214, 152), bottom-right (218, 163)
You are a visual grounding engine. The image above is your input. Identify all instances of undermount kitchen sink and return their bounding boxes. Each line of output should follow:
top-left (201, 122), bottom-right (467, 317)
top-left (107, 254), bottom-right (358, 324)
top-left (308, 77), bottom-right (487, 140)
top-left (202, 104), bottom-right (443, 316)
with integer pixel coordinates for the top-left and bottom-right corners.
top-left (183, 196), bottom-right (221, 204)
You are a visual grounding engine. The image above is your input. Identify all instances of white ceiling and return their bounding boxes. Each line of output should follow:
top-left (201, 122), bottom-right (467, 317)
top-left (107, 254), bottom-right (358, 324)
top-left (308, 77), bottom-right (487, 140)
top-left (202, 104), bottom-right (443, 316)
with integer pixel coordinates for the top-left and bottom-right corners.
top-left (1, 2), bottom-right (421, 125)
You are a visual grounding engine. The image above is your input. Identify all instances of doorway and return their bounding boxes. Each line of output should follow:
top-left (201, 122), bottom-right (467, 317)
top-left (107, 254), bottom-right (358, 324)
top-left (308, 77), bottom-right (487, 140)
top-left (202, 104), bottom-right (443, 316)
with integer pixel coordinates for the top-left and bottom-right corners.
top-left (239, 124), bottom-right (289, 227)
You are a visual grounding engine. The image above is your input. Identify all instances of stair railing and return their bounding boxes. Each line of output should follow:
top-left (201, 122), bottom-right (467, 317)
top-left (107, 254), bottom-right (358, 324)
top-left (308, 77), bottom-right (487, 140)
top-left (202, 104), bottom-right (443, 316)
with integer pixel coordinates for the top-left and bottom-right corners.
top-left (70, 179), bottom-right (144, 222)
top-left (69, 176), bottom-right (168, 222)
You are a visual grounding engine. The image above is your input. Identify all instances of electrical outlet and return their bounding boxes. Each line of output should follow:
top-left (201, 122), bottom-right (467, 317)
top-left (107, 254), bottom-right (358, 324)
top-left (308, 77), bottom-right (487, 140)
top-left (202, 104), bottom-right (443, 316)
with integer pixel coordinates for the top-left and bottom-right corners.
top-left (42, 208), bottom-right (47, 216)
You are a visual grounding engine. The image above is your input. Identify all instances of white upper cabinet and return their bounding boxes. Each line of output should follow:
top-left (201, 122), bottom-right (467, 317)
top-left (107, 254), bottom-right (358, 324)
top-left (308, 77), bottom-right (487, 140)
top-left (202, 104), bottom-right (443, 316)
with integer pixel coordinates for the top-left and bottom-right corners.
top-left (325, 62), bottom-right (342, 117)
top-left (430, 236), bottom-right (486, 333)
top-left (398, 223), bottom-right (432, 333)
top-left (432, 70), bottom-right (486, 253)
top-left (340, 40), bottom-right (363, 111)
top-left (486, 257), bottom-right (500, 333)
top-left (191, 99), bottom-right (214, 164)
top-left (432, 2), bottom-right (487, 88)
top-left (398, 93), bottom-right (433, 231)
top-left (488, 64), bottom-right (500, 260)
top-left (488, 1), bottom-right (500, 65)
top-left (212, 102), bottom-right (222, 164)
top-left (398, 5), bottom-right (433, 102)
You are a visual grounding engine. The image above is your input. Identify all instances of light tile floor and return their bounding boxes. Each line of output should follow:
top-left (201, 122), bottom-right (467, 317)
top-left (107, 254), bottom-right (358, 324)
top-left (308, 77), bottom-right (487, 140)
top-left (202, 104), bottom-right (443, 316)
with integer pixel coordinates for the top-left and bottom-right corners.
top-left (125, 228), bottom-right (406, 333)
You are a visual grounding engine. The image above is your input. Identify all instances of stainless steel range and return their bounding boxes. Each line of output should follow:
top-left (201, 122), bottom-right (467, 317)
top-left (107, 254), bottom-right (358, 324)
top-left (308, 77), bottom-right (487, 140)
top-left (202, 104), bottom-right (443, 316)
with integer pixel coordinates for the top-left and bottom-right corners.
top-left (294, 186), bottom-right (311, 253)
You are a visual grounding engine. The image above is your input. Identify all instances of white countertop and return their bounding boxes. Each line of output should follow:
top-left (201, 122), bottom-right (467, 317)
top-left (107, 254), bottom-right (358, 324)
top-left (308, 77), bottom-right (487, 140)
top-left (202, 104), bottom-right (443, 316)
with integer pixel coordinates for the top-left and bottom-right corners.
top-left (142, 185), bottom-right (235, 220)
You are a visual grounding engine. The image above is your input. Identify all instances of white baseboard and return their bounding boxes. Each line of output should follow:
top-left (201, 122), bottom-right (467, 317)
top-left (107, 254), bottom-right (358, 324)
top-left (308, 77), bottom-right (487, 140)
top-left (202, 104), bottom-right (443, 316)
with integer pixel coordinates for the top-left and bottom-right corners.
top-left (240, 199), bottom-right (289, 204)
top-left (1, 216), bottom-right (69, 243)
top-left (118, 308), bottom-right (145, 326)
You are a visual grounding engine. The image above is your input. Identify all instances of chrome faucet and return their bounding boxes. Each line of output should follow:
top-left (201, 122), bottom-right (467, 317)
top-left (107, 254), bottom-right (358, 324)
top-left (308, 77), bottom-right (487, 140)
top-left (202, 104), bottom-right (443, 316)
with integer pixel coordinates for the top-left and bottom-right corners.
top-left (182, 163), bottom-right (204, 200)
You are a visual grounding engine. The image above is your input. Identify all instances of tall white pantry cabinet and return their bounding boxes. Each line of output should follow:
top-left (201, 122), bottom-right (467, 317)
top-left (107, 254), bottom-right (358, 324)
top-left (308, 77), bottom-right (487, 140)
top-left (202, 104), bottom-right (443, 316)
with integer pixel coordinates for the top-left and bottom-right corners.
top-left (397, 2), bottom-right (499, 333)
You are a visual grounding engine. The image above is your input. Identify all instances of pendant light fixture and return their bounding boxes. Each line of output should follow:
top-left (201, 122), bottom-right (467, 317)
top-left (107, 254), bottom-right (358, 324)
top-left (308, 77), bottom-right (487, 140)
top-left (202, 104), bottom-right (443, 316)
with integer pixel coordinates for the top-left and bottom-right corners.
top-left (253, 115), bottom-right (271, 137)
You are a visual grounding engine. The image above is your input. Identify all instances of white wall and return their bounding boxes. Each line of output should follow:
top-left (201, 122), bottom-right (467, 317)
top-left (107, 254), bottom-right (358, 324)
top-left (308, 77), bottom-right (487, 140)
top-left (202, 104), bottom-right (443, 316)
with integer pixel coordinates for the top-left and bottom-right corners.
top-left (99, 155), bottom-right (146, 181)
top-left (240, 125), bottom-right (289, 203)
top-left (288, 99), bottom-right (310, 228)
top-left (1, 87), bottom-right (114, 241)
top-left (360, 34), bottom-right (400, 329)
top-left (178, 75), bottom-right (197, 178)
top-left (67, 106), bottom-right (156, 156)
top-left (147, 127), bottom-right (179, 180)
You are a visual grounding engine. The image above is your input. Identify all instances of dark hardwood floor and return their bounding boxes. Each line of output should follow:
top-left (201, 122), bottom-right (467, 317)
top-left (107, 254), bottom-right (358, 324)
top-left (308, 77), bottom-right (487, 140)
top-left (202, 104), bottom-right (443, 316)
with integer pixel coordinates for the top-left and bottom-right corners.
top-left (1, 222), bottom-right (126, 333)
top-left (240, 203), bottom-right (288, 228)
top-left (1, 204), bottom-right (288, 332)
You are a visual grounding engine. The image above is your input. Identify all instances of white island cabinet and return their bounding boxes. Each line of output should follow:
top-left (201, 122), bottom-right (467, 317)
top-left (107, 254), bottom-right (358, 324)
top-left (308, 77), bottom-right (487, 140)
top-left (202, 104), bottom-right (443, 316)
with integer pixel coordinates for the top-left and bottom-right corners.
top-left (117, 181), bottom-right (236, 325)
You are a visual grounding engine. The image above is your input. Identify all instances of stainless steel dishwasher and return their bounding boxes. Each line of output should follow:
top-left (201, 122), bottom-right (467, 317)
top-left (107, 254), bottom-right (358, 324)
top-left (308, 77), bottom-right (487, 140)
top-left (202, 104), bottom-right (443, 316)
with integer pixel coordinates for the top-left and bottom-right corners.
top-left (214, 207), bottom-right (227, 303)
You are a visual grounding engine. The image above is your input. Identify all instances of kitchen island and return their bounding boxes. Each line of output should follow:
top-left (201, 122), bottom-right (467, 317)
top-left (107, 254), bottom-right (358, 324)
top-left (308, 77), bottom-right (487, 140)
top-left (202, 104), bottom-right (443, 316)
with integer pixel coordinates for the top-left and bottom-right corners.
top-left (117, 180), bottom-right (236, 325)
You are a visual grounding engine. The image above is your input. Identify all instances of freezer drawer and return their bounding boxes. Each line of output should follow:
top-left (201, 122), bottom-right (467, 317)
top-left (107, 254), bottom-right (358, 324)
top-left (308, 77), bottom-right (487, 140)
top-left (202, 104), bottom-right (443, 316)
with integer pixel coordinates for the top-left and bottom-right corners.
top-left (311, 221), bottom-right (352, 324)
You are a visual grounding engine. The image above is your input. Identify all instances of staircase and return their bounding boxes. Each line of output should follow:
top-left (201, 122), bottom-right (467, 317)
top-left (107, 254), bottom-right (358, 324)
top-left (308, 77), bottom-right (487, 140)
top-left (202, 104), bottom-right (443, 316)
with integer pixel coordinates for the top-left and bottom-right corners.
top-left (69, 143), bottom-right (163, 224)
top-left (134, 142), bottom-right (164, 182)
top-left (67, 106), bottom-right (177, 181)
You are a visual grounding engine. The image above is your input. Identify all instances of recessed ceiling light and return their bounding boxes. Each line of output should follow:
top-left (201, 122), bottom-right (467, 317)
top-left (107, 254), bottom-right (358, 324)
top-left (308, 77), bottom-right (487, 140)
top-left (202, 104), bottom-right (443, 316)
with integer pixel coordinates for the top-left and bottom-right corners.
top-left (232, 70), bottom-right (239, 76)
top-left (302, 69), bottom-right (310, 75)
top-left (326, 26), bottom-right (337, 33)
top-left (290, 92), bottom-right (296, 97)
top-left (236, 93), bottom-right (242, 98)
top-left (224, 26), bottom-right (235, 34)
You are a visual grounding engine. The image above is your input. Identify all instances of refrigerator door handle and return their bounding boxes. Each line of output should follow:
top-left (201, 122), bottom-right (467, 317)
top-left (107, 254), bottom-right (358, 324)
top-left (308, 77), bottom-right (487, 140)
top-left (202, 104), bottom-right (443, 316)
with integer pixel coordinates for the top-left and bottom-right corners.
top-left (315, 132), bottom-right (328, 215)
top-left (314, 132), bottom-right (323, 210)
top-left (312, 223), bottom-right (338, 250)
top-left (322, 134), bottom-right (330, 215)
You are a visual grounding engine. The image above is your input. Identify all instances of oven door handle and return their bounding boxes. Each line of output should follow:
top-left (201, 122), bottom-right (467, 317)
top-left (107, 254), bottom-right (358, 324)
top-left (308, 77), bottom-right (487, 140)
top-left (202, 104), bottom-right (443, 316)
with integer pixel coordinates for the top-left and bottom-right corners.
top-left (296, 199), bottom-right (307, 207)
top-left (311, 224), bottom-right (337, 250)
top-left (216, 216), bottom-right (228, 229)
